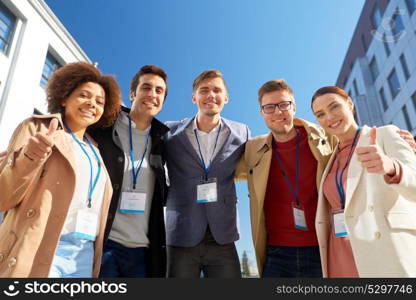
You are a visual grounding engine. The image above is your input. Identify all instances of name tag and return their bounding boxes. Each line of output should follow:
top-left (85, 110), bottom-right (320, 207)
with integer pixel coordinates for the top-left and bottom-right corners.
top-left (120, 192), bottom-right (146, 213)
top-left (292, 204), bottom-right (307, 230)
top-left (197, 178), bottom-right (217, 203)
top-left (74, 210), bottom-right (99, 241)
top-left (333, 212), bottom-right (348, 237)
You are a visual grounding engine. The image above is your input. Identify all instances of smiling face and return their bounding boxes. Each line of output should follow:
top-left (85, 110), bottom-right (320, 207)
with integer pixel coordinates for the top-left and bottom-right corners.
top-left (312, 93), bottom-right (358, 142)
top-left (192, 77), bottom-right (228, 117)
top-left (130, 73), bottom-right (166, 117)
top-left (62, 81), bottom-right (105, 131)
top-left (260, 90), bottom-right (296, 139)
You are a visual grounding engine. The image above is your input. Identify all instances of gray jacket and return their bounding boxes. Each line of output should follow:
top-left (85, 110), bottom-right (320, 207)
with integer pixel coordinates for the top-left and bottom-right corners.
top-left (164, 117), bottom-right (249, 247)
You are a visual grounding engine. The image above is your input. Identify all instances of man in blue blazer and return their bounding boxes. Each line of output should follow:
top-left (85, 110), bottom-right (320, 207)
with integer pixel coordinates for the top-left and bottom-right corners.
top-left (164, 70), bottom-right (250, 278)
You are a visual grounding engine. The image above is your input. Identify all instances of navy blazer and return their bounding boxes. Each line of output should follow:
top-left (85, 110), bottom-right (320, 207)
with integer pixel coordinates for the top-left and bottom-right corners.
top-left (164, 117), bottom-right (250, 247)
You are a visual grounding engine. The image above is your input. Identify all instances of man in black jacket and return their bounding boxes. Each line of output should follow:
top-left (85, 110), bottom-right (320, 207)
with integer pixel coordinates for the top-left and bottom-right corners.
top-left (89, 65), bottom-right (169, 277)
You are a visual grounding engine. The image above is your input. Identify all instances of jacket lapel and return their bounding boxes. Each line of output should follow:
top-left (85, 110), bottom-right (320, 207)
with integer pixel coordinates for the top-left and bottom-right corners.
top-left (174, 117), bottom-right (202, 166)
top-left (316, 148), bottom-right (337, 223)
top-left (250, 134), bottom-right (273, 222)
top-left (254, 148), bottom-right (272, 220)
top-left (344, 126), bottom-right (369, 212)
top-left (210, 118), bottom-right (239, 166)
top-left (53, 130), bottom-right (77, 173)
top-left (150, 117), bottom-right (169, 150)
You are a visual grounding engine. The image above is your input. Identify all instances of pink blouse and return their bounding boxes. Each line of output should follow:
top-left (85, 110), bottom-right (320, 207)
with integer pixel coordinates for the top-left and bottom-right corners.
top-left (323, 134), bottom-right (403, 277)
top-left (323, 137), bottom-right (359, 278)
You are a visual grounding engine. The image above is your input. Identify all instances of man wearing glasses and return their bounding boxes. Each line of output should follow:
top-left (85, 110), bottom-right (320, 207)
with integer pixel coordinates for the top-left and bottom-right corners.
top-left (236, 79), bottom-right (335, 277)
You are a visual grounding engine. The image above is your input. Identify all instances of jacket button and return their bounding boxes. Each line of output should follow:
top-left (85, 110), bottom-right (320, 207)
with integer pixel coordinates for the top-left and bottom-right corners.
top-left (8, 257), bottom-right (17, 268)
top-left (368, 205), bottom-right (374, 212)
top-left (118, 156), bottom-right (123, 163)
top-left (26, 209), bottom-right (36, 218)
top-left (113, 184), bottom-right (120, 190)
top-left (56, 181), bottom-right (60, 185)
top-left (375, 232), bottom-right (381, 239)
top-left (249, 169), bottom-right (253, 175)
top-left (0, 253), bottom-right (4, 262)
top-left (7, 157), bottom-right (13, 166)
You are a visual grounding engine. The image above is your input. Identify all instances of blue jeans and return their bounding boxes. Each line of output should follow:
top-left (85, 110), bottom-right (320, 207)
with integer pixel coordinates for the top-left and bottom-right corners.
top-left (262, 246), bottom-right (322, 278)
top-left (49, 233), bottom-right (94, 278)
top-left (99, 239), bottom-right (146, 278)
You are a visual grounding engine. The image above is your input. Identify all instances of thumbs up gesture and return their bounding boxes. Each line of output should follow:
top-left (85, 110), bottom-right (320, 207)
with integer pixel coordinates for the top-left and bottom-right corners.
top-left (355, 127), bottom-right (396, 175)
top-left (24, 118), bottom-right (59, 161)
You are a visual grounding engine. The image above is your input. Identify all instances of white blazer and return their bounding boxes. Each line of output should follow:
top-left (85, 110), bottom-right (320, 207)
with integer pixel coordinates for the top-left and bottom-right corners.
top-left (315, 125), bottom-right (416, 277)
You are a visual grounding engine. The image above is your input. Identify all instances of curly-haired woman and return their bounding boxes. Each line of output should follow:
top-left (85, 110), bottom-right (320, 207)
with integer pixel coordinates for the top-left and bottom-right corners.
top-left (0, 62), bottom-right (121, 278)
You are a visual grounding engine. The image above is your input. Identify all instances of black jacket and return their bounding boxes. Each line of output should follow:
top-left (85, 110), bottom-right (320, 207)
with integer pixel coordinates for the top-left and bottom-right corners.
top-left (89, 106), bottom-right (169, 277)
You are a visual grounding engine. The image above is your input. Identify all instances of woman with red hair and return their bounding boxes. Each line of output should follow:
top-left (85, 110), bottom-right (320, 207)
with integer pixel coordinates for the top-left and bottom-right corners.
top-left (311, 86), bottom-right (416, 277)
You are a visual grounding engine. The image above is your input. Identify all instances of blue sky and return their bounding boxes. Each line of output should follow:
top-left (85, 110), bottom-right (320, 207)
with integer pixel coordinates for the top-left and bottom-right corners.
top-left (46, 0), bottom-right (365, 272)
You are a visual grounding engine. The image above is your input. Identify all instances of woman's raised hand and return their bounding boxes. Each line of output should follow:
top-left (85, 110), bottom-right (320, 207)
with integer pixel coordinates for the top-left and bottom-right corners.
top-left (24, 119), bottom-right (58, 161)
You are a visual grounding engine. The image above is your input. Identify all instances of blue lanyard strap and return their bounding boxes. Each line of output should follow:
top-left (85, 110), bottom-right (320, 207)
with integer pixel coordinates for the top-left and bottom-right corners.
top-left (128, 116), bottom-right (149, 190)
top-left (273, 131), bottom-right (300, 206)
top-left (63, 121), bottom-right (101, 208)
top-left (194, 124), bottom-right (222, 180)
top-left (335, 127), bottom-right (361, 209)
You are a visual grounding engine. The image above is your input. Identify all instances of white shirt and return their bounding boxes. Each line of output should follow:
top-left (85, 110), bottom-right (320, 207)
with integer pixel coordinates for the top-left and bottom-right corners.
top-left (61, 133), bottom-right (106, 238)
top-left (185, 116), bottom-right (230, 170)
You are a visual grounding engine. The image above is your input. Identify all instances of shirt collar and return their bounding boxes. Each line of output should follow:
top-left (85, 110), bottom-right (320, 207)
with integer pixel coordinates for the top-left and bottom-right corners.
top-left (118, 110), bottom-right (150, 134)
top-left (190, 115), bottom-right (222, 135)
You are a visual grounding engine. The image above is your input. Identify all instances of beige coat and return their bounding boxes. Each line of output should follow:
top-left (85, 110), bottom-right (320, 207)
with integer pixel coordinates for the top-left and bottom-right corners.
top-left (315, 125), bottom-right (416, 277)
top-left (0, 114), bottom-right (112, 277)
top-left (236, 118), bottom-right (335, 276)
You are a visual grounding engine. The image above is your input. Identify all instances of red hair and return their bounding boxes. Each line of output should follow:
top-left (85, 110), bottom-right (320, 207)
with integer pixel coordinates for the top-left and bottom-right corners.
top-left (311, 86), bottom-right (349, 106)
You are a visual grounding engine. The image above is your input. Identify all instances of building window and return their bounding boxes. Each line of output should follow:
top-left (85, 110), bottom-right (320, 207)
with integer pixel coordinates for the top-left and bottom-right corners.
top-left (379, 87), bottom-right (388, 111)
top-left (371, 5), bottom-right (382, 29)
top-left (405, 0), bottom-right (416, 15)
top-left (0, 2), bottom-right (16, 54)
top-left (387, 68), bottom-right (401, 99)
top-left (40, 52), bottom-right (62, 88)
top-left (353, 79), bottom-right (359, 96)
top-left (369, 56), bottom-right (379, 81)
top-left (402, 105), bottom-right (413, 131)
top-left (391, 11), bottom-right (405, 40)
top-left (383, 33), bottom-right (390, 57)
top-left (399, 54), bottom-right (410, 80)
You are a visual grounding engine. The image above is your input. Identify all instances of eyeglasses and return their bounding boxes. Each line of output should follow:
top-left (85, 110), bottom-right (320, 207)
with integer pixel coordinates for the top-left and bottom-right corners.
top-left (261, 101), bottom-right (293, 114)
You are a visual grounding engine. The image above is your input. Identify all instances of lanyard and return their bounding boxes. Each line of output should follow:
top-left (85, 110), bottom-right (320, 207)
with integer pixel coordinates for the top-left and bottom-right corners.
top-left (128, 116), bottom-right (149, 190)
top-left (273, 130), bottom-right (300, 206)
top-left (335, 127), bottom-right (361, 209)
top-left (63, 121), bottom-right (101, 208)
top-left (194, 124), bottom-right (222, 180)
